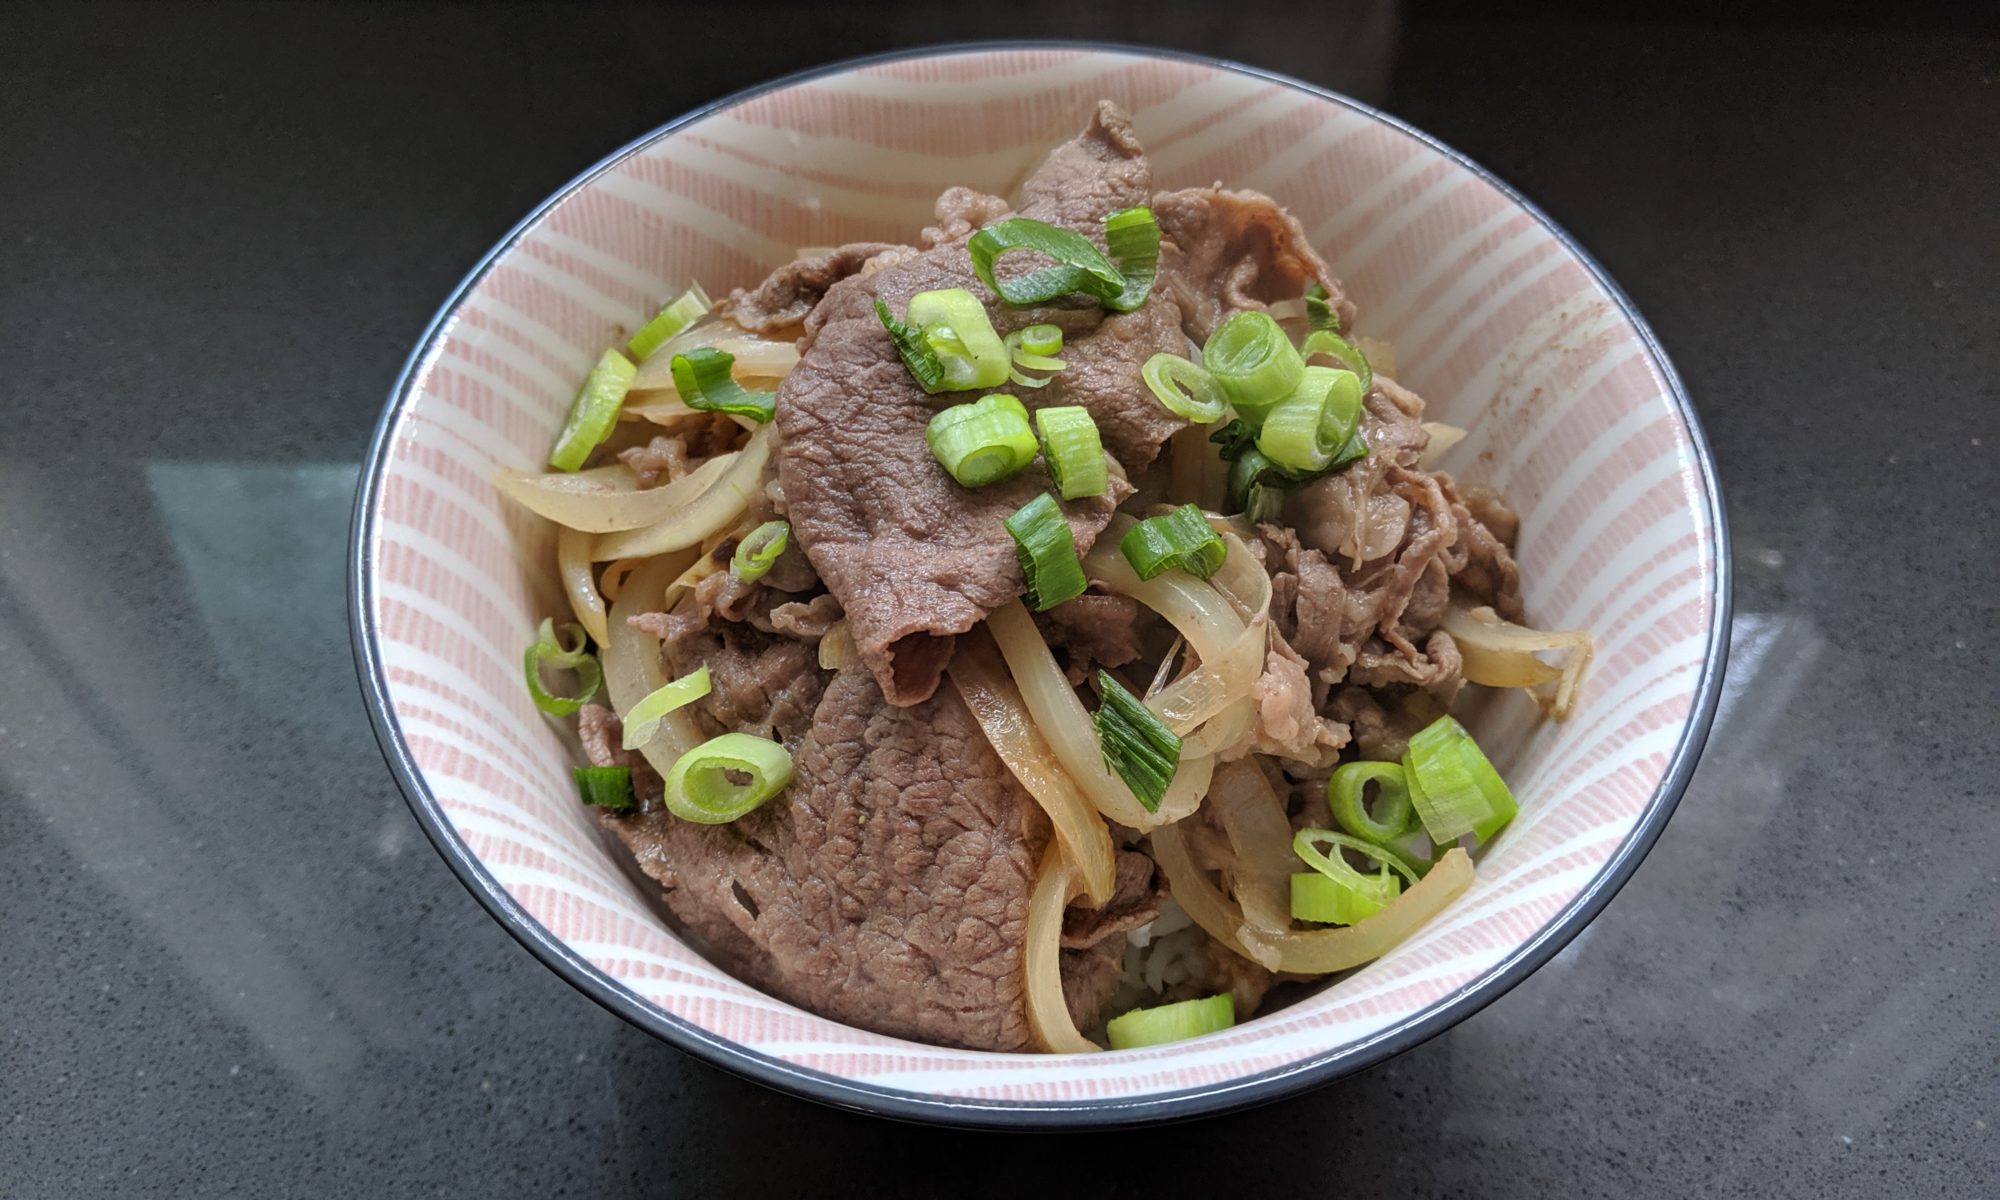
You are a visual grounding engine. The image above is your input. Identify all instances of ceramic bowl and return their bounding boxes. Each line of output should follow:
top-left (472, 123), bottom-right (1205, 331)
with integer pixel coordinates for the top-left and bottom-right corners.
top-left (351, 43), bottom-right (1728, 1127)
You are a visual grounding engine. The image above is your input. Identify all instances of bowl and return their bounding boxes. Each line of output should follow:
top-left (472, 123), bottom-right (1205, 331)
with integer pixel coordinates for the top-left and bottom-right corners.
top-left (350, 42), bottom-right (1729, 1127)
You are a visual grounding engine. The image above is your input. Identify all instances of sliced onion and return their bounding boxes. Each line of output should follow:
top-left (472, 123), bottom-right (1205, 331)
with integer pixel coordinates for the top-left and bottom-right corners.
top-left (816, 620), bottom-right (857, 670)
top-left (629, 324), bottom-right (801, 391)
top-left (598, 557), bottom-right (643, 602)
top-left (988, 600), bottom-right (1158, 830)
top-left (951, 631), bottom-right (1117, 904)
top-left (1206, 759), bottom-right (1299, 946)
top-left (1441, 604), bottom-right (1594, 719)
top-left (1024, 846), bottom-right (1100, 1053)
top-left (557, 525), bottom-right (608, 645)
top-left (591, 425), bottom-right (772, 561)
top-left (1419, 422), bottom-right (1468, 467)
top-left (1153, 751), bottom-right (1215, 826)
top-left (1153, 823), bottom-right (1474, 974)
top-left (1084, 521), bottom-right (1265, 737)
top-left (497, 451), bottom-right (735, 534)
top-left (1180, 697), bottom-right (1252, 758)
top-left (601, 551), bottom-right (702, 775)
top-left (1148, 822), bottom-right (1254, 962)
top-left (1238, 848), bottom-right (1473, 973)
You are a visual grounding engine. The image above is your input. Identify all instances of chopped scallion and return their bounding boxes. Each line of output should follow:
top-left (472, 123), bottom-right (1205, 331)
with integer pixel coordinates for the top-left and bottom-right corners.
top-left (876, 298), bottom-right (947, 392)
top-left (1202, 311), bottom-right (1303, 424)
top-left (1105, 993), bottom-right (1233, 1049)
top-left (547, 348), bottom-right (638, 472)
top-left (668, 347), bottom-right (775, 422)
top-left (967, 208), bottom-right (1159, 312)
top-left (626, 282), bottom-right (712, 361)
top-left (523, 618), bottom-right (602, 715)
top-left (1289, 869), bottom-right (1398, 924)
top-left (907, 288), bottom-right (1011, 391)
top-left (1004, 493), bottom-right (1088, 611)
top-left (1299, 328), bottom-right (1373, 396)
top-left (1034, 406), bottom-right (1107, 500)
top-left (663, 732), bottom-right (793, 824)
top-left (1100, 205), bottom-right (1161, 313)
top-left (1303, 281), bottom-right (1337, 333)
top-left (1119, 503), bottom-right (1226, 582)
top-left (1403, 715), bottom-right (1518, 844)
top-left (1328, 760), bottom-right (1417, 845)
top-left (1141, 353), bottom-right (1228, 424)
top-left (573, 765), bottom-right (634, 810)
top-left (1020, 324), bottom-right (1064, 357)
top-left (1294, 827), bottom-right (1423, 889)
top-left (620, 666), bottom-right (712, 750)
top-left (1256, 366), bottom-right (1364, 473)
top-left (1092, 670), bottom-right (1180, 812)
top-left (729, 520), bottom-right (790, 584)
top-left (928, 393), bottom-right (1038, 487)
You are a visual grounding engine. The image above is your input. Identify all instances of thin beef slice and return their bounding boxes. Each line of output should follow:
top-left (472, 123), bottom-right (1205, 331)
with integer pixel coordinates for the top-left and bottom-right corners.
top-left (773, 102), bottom-right (1187, 706)
top-left (600, 667), bottom-right (1116, 1051)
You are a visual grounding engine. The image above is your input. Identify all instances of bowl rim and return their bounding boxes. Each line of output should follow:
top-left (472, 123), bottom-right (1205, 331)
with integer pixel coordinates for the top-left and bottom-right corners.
top-left (348, 39), bottom-right (1731, 1130)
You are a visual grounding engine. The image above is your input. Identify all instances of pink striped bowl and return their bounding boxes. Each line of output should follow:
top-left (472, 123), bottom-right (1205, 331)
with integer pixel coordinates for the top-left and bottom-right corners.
top-left (351, 44), bottom-right (1728, 1126)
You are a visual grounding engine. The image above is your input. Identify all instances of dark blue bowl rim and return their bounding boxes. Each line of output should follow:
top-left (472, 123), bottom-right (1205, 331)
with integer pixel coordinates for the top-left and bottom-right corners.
top-left (348, 39), bottom-right (1731, 1131)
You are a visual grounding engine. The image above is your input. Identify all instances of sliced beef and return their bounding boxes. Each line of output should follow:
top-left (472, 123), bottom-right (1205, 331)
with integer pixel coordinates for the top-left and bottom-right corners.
top-left (618, 415), bottom-right (744, 489)
top-left (599, 666), bottom-right (1120, 1051)
top-left (630, 596), bottom-right (827, 746)
top-left (768, 593), bottom-right (844, 642)
top-left (922, 187), bottom-right (1011, 247)
top-left (1038, 592), bottom-right (1147, 684)
top-left (775, 103), bottom-right (1189, 706)
top-left (1440, 475), bottom-right (1526, 620)
top-left (1154, 186), bottom-right (1352, 342)
top-left (718, 242), bottom-right (909, 335)
top-left (1062, 849), bottom-right (1163, 950)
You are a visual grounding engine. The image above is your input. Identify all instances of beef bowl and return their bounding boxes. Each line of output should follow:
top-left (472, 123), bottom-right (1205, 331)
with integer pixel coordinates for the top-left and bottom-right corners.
top-left (350, 44), bottom-right (1728, 1127)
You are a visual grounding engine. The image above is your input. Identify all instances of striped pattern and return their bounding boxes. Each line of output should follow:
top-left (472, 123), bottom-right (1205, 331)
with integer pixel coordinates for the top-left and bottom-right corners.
top-left (361, 49), bottom-right (1717, 1105)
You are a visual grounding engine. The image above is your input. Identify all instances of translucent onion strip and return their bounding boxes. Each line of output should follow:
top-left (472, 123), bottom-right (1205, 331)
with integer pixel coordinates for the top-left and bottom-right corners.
top-left (817, 621), bottom-right (858, 670)
top-left (601, 551), bottom-right (702, 776)
top-left (1206, 760), bottom-right (1300, 945)
top-left (1024, 846), bottom-right (1100, 1054)
top-left (1152, 822), bottom-right (1475, 975)
top-left (1238, 848), bottom-right (1473, 973)
top-left (497, 451), bottom-right (734, 534)
top-left (1440, 604), bottom-right (1594, 719)
top-left (557, 525), bottom-right (609, 645)
top-left (1085, 521), bottom-right (1268, 738)
top-left (590, 425), bottom-right (772, 561)
top-left (987, 600), bottom-right (1157, 830)
top-left (1419, 422), bottom-right (1468, 467)
top-left (629, 322), bottom-right (800, 391)
top-left (950, 631), bottom-right (1116, 904)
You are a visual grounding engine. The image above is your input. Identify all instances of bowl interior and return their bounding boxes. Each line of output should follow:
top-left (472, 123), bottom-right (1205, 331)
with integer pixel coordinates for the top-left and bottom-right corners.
top-left (359, 46), bottom-right (1721, 1115)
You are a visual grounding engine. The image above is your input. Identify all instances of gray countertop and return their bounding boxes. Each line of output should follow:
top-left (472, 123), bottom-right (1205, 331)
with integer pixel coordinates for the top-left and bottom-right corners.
top-left (2, 3), bottom-right (1994, 1195)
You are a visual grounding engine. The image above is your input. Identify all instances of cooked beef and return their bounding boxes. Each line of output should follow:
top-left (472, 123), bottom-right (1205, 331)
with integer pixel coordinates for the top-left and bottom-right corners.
top-left (1039, 592), bottom-right (1147, 683)
top-left (618, 416), bottom-right (744, 489)
top-left (1441, 474), bottom-right (1526, 620)
top-left (718, 242), bottom-right (909, 335)
top-left (921, 187), bottom-right (1011, 248)
top-left (1154, 186), bottom-right (1352, 342)
top-left (1235, 634), bottom-right (1349, 766)
top-left (768, 593), bottom-right (844, 642)
top-left (773, 102), bottom-right (1188, 706)
top-left (1327, 685), bottom-right (1437, 762)
top-left (631, 597), bottom-right (827, 745)
top-left (596, 667), bottom-right (1121, 1051)
top-left (1063, 849), bottom-right (1163, 950)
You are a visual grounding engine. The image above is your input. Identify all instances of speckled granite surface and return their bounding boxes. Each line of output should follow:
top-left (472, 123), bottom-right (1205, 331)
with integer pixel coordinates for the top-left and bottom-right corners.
top-left (2, 3), bottom-right (1992, 1195)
